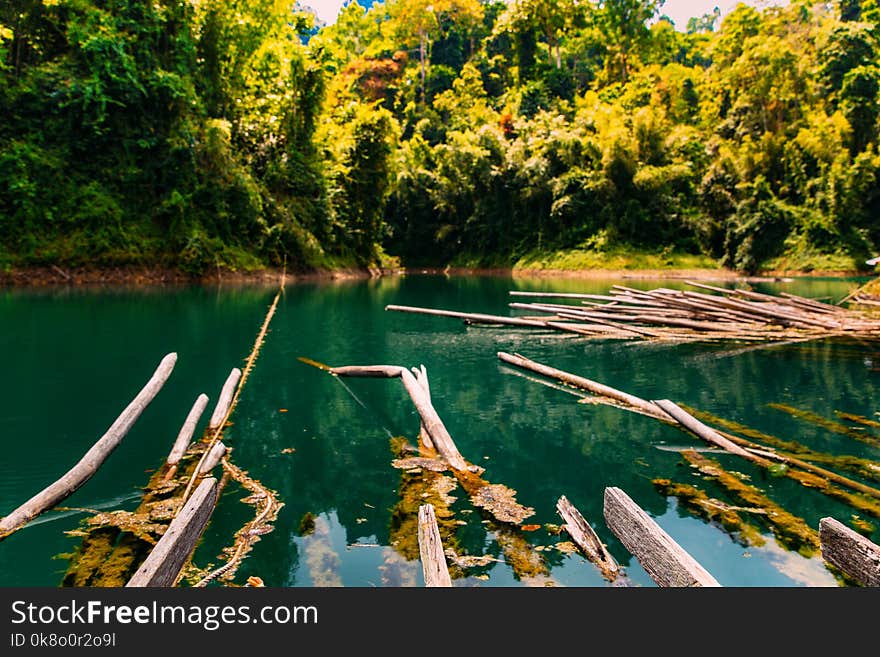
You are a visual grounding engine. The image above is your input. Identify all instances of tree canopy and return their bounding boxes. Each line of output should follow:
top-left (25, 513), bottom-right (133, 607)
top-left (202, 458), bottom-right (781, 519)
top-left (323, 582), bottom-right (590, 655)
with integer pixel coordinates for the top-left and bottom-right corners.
top-left (2, 0), bottom-right (880, 275)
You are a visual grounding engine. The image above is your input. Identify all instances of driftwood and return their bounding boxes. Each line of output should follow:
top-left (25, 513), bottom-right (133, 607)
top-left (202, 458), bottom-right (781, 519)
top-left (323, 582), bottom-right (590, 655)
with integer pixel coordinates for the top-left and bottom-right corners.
top-left (819, 517), bottom-right (880, 586)
top-left (0, 353), bottom-right (177, 539)
top-left (208, 368), bottom-right (242, 429)
top-left (412, 366), bottom-right (436, 451)
top-left (603, 487), bottom-right (720, 587)
top-left (653, 400), bottom-right (770, 465)
top-left (418, 504), bottom-right (452, 587)
top-left (556, 495), bottom-right (620, 581)
top-left (197, 442), bottom-right (227, 476)
top-left (167, 394), bottom-right (209, 467)
top-left (498, 351), bottom-right (662, 416)
top-left (126, 477), bottom-right (219, 587)
top-left (386, 304), bottom-right (550, 328)
top-left (330, 364), bottom-right (468, 471)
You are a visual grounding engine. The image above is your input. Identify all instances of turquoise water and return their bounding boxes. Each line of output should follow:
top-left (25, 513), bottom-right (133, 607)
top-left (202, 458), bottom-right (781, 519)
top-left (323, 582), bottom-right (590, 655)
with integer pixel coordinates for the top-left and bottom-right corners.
top-left (1, 274), bottom-right (878, 587)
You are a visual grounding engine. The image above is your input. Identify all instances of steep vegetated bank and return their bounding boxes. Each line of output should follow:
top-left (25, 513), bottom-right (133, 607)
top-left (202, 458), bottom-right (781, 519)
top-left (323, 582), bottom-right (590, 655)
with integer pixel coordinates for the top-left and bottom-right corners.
top-left (2, 1), bottom-right (880, 276)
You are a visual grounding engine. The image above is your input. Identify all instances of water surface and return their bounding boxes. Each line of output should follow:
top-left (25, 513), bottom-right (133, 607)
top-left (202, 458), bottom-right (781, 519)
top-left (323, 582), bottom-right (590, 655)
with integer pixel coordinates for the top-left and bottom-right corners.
top-left (1, 274), bottom-right (877, 587)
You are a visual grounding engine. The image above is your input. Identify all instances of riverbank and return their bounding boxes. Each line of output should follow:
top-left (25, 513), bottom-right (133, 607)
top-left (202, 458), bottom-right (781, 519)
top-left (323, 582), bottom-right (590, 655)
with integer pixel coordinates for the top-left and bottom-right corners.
top-left (2, 259), bottom-right (875, 288)
top-left (0, 264), bottom-right (380, 288)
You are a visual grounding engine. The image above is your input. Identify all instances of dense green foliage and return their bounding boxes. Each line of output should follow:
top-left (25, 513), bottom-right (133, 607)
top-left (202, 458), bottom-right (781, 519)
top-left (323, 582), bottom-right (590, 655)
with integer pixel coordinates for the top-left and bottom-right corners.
top-left (3, 0), bottom-right (880, 274)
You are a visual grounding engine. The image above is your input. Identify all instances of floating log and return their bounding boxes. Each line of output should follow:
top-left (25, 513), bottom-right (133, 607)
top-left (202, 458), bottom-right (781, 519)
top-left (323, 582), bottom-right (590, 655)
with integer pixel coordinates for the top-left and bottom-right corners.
top-left (497, 352), bottom-right (664, 417)
top-left (0, 353), bottom-right (177, 539)
top-left (331, 365), bottom-right (405, 378)
top-left (400, 369), bottom-right (469, 471)
top-left (418, 504), bottom-right (452, 587)
top-left (208, 368), bottom-right (242, 429)
top-left (819, 517), bottom-right (880, 587)
top-left (386, 304), bottom-right (549, 328)
top-left (126, 477), bottom-right (219, 587)
top-left (330, 363), bottom-right (468, 471)
top-left (652, 400), bottom-right (770, 466)
top-left (166, 393), bottom-right (209, 467)
top-left (556, 495), bottom-right (619, 581)
top-left (197, 442), bottom-right (227, 476)
top-left (411, 366), bottom-right (436, 451)
top-left (603, 487), bottom-right (720, 587)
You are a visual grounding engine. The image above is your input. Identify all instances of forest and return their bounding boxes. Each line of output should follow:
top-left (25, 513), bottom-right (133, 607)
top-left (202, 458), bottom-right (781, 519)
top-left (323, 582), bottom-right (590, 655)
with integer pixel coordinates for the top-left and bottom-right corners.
top-left (3, 0), bottom-right (880, 275)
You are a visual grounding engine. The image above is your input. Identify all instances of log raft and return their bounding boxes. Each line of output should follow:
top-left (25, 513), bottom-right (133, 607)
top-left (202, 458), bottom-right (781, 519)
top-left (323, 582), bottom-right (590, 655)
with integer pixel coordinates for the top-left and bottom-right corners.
top-left (387, 282), bottom-right (880, 344)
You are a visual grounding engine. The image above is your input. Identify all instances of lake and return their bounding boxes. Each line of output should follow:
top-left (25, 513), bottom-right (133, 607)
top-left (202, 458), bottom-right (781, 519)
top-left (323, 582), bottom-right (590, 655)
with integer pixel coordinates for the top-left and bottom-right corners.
top-left (1, 273), bottom-right (878, 587)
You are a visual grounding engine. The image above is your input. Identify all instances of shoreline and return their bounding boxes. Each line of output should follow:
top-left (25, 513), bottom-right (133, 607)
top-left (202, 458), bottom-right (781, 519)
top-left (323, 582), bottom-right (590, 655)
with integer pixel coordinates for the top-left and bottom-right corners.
top-left (0, 264), bottom-right (873, 289)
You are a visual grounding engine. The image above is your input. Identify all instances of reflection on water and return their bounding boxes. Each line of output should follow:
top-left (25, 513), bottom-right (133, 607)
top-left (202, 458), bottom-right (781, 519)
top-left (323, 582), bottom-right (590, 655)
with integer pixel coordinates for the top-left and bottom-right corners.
top-left (1, 274), bottom-right (878, 587)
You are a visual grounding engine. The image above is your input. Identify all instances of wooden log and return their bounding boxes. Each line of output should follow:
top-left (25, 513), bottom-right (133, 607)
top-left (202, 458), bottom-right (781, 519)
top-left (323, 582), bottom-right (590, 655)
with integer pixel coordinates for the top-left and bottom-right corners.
top-left (653, 400), bottom-right (770, 466)
top-left (778, 292), bottom-right (844, 315)
top-left (684, 291), bottom-right (840, 329)
top-left (126, 477), bottom-right (219, 587)
top-left (0, 353), bottom-right (177, 538)
top-left (197, 442), bottom-right (227, 476)
top-left (556, 495), bottom-right (620, 581)
top-left (166, 394), bottom-right (209, 466)
top-left (603, 487), bottom-right (720, 587)
top-left (411, 366), bottom-right (436, 451)
top-left (386, 304), bottom-right (549, 328)
top-left (400, 369), bottom-right (469, 471)
top-left (418, 504), bottom-right (452, 587)
top-left (331, 365), bottom-right (405, 378)
top-left (208, 367), bottom-right (242, 429)
top-left (819, 517), bottom-right (880, 587)
top-left (497, 352), bottom-right (664, 417)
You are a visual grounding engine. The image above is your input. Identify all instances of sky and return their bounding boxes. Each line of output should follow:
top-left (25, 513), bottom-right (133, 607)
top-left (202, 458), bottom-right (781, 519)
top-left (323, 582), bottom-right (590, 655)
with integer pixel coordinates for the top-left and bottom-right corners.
top-left (304, 0), bottom-right (789, 30)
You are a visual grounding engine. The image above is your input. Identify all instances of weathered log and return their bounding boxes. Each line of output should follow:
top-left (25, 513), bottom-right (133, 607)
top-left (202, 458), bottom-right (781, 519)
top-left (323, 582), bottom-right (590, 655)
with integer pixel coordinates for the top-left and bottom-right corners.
top-left (0, 353), bottom-right (178, 539)
top-left (167, 394), bottom-right (209, 466)
top-left (197, 442), bottom-right (227, 476)
top-left (819, 517), bottom-right (880, 586)
top-left (418, 504), bottom-right (452, 587)
top-left (331, 365), bottom-right (405, 378)
top-left (411, 365), bottom-right (436, 451)
top-left (603, 487), bottom-right (720, 587)
top-left (497, 352), bottom-right (664, 417)
top-left (126, 477), bottom-right (219, 587)
top-left (652, 400), bottom-right (770, 466)
top-left (208, 368), bottom-right (242, 429)
top-left (386, 304), bottom-right (549, 328)
top-left (556, 495), bottom-right (620, 581)
top-left (400, 369), bottom-right (469, 471)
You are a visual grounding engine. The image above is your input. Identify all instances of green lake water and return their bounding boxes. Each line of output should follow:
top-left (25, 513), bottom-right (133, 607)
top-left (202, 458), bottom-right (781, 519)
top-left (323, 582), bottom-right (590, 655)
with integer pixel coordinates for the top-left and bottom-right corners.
top-left (1, 274), bottom-right (879, 587)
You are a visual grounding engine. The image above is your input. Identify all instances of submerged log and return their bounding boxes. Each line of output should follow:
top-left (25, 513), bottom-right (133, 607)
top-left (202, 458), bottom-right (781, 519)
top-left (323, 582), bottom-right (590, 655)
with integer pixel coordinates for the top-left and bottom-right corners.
top-left (0, 353), bottom-right (178, 539)
top-left (167, 394), bottom-right (209, 467)
top-left (603, 487), bottom-right (720, 587)
top-left (208, 368), bottom-right (242, 429)
top-left (418, 504), bottom-right (452, 587)
top-left (556, 495), bottom-right (620, 581)
top-left (819, 517), bottom-right (880, 587)
top-left (126, 477), bottom-right (219, 587)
